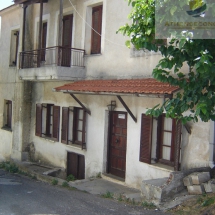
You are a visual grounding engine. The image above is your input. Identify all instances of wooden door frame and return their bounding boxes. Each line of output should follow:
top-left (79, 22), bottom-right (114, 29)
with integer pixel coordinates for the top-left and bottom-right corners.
top-left (106, 111), bottom-right (127, 178)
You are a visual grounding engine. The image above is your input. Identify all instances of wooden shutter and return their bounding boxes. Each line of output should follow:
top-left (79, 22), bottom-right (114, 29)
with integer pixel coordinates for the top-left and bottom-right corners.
top-left (15, 31), bottom-right (19, 65)
top-left (7, 101), bottom-right (12, 128)
top-left (62, 15), bottom-right (73, 67)
top-left (35, 104), bottom-right (42, 137)
top-left (62, 15), bottom-right (73, 47)
top-left (82, 111), bottom-right (87, 149)
top-left (173, 120), bottom-right (182, 171)
top-left (91, 5), bottom-right (103, 54)
top-left (156, 115), bottom-right (162, 160)
top-left (41, 22), bottom-right (47, 61)
top-left (139, 114), bottom-right (153, 164)
top-left (61, 107), bottom-right (69, 144)
top-left (78, 155), bottom-right (85, 179)
top-left (67, 152), bottom-right (78, 178)
top-left (52, 105), bottom-right (60, 141)
top-left (67, 152), bottom-right (85, 180)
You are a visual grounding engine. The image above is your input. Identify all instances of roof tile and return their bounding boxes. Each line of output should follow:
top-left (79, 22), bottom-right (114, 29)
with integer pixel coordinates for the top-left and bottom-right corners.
top-left (53, 79), bottom-right (179, 95)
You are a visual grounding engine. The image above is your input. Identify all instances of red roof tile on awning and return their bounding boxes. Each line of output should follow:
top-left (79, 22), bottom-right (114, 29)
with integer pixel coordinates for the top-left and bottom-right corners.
top-left (53, 79), bottom-right (180, 95)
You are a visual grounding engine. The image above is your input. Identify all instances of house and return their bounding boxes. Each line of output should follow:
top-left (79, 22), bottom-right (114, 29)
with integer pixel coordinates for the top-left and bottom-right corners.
top-left (0, 0), bottom-right (213, 189)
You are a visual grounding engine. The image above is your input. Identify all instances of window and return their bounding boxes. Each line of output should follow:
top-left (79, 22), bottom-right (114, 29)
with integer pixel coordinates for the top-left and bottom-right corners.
top-left (3, 100), bottom-right (12, 130)
top-left (35, 104), bottom-right (60, 141)
top-left (139, 114), bottom-right (182, 170)
top-left (61, 107), bottom-right (86, 149)
top-left (10, 30), bottom-right (19, 66)
top-left (91, 5), bottom-right (103, 54)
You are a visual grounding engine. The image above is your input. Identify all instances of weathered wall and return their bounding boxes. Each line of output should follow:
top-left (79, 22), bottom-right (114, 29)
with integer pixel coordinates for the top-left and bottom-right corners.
top-left (28, 80), bottom-right (210, 188)
top-left (0, 0), bottom-right (211, 190)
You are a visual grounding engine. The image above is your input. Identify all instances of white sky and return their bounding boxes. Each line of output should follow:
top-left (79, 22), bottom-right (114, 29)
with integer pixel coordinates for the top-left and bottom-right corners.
top-left (0, 0), bottom-right (14, 11)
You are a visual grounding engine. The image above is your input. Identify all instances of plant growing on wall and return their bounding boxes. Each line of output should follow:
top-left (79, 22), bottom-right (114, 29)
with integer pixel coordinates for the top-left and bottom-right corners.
top-left (118, 0), bottom-right (215, 123)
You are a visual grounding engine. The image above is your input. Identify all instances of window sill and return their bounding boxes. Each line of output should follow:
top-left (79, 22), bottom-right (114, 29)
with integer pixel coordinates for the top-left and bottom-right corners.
top-left (84, 53), bottom-right (102, 57)
top-left (66, 143), bottom-right (86, 151)
top-left (150, 162), bottom-right (174, 172)
top-left (1, 127), bottom-right (12, 132)
top-left (37, 135), bottom-right (57, 143)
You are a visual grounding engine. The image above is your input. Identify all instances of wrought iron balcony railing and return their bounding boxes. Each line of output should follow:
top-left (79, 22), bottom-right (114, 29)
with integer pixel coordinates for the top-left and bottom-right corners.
top-left (19, 46), bottom-right (85, 69)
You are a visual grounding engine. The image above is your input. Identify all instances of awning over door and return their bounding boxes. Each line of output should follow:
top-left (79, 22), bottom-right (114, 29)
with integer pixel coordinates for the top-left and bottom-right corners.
top-left (53, 78), bottom-right (180, 97)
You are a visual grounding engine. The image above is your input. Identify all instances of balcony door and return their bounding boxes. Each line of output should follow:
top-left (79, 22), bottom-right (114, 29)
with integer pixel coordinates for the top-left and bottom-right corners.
top-left (41, 22), bottom-right (47, 61)
top-left (61, 14), bottom-right (73, 67)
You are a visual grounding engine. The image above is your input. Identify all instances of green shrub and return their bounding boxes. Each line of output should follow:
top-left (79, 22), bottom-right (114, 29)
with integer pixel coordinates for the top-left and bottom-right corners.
top-left (102, 191), bottom-right (114, 199)
top-left (62, 181), bottom-right (69, 187)
top-left (66, 174), bottom-right (76, 182)
top-left (51, 179), bottom-right (58, 185)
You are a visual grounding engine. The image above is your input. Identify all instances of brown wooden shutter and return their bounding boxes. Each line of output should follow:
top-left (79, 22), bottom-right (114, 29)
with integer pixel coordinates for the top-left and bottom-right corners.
top-left (91, 5), bottom-right (103, 54)
top-left (67, 152), bottom-right (78, 178)
top-left (156, 115), bottom-right (163, 160)
top-left (61, 107), bottom-right (69, 144)
top-left (78, 154), bottom-right (85, 179)
top-left (82, 111), bottom-right (87, 149)
top-left (41, 22), bottom-right (47, 61)
top-left (139, 114), bottom-right (153, 164)
top-left (15, 31), bottom-right (19, 65)
top-left (7, 101), bottom-right (12, 128)
top-left (52, 105), bottom-right (60, 141)
top-left (173, 120), bottom-right (182, 171)
top-left (36, 104), bottom-right (42, 137)
top-left (67, 152), bottom-right (85, 180)
top-left (61, 15), bottom-right (73, 67)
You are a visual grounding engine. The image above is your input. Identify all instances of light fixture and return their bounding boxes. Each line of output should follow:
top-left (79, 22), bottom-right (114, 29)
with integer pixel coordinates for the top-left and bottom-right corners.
top-left (107, 100), bottom-right (116, 111)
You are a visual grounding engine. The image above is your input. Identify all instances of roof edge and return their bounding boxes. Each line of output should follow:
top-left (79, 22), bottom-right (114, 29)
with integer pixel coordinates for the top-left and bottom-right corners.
top-left (0, 4), bottom-right (18, 15)
top-left (53, 89), bottom-right (171, 98)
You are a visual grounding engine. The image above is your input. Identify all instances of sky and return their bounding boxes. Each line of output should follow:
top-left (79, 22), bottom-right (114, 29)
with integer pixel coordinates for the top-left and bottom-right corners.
top-left (0, 0), bottom-right (14, 11)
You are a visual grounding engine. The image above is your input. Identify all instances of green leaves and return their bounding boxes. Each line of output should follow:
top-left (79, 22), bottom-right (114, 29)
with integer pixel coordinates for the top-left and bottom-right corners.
top-left (119, 0), bottom-right (215, 123)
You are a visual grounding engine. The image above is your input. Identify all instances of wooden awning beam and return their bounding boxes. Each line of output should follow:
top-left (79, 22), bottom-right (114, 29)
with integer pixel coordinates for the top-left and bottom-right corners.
top-left (70, 94), bottom-right (91, 115)
top-left (117, 95), bottom-right (137, 123)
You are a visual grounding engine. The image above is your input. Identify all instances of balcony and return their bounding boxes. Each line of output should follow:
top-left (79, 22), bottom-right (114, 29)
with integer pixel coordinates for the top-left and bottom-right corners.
top-left (18, 46), bottom-right (86, 81)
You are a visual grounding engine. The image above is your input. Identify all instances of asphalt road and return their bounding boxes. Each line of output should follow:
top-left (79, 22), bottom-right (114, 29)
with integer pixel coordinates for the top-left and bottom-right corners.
top-left (0, 169), bottom-right (169, 215)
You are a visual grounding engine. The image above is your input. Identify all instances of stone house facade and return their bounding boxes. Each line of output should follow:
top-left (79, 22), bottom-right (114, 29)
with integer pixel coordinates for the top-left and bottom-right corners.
top-left (0, 0), bottom-right (213, 189)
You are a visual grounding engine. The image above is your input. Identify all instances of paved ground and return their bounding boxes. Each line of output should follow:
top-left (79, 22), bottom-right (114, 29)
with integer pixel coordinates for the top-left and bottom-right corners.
top-left (0, 169), bottom-right (170, 215)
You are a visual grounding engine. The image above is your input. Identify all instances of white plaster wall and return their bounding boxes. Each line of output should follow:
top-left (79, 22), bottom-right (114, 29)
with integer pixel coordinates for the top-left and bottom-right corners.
top-left (0, 5), bottom-right (22, 160)
top-left (0, 1), bottom-right (211, 190)
top-left (30, 81), bottom-right (211, 188)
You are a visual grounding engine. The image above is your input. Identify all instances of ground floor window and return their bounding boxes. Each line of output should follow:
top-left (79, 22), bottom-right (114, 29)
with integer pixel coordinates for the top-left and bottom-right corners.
top-left (139, 114), bottom-right (182, 171)
top-left (3, 100), bottom-right (12, 130)
top-left (35, 103), bottom-right (60, 141)
top-left (61, 107), bottom-right (86, 149)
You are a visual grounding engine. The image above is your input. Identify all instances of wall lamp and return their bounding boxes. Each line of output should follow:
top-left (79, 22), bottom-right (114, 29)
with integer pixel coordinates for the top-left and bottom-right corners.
top-left (107, 100), bottom-right (116, 111)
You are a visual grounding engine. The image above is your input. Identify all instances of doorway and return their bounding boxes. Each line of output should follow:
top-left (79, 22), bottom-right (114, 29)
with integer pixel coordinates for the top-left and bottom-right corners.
top-left (108, 111), bottom-right (127, 179)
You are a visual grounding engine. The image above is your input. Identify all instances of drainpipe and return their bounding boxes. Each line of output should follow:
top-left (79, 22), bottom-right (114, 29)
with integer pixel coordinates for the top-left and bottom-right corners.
top-left (209, 120), bottom-right (215, 168)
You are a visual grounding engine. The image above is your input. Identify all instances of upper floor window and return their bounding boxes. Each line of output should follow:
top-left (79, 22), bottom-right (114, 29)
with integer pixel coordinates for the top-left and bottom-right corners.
top-left (91, 5), bottom-right (103, 54)
top-left (10, 30), bottom-right (19, 66)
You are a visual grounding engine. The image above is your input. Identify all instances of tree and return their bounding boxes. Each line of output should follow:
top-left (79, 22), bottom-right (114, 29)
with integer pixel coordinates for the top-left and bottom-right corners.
top-left (118, 0), bottom-right (215, 123)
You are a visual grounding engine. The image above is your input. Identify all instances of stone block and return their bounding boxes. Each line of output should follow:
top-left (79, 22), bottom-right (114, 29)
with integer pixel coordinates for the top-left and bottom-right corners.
top-left (183, 176), bottom-right (193, 186)
top-left (190, 172), bottom-right (210, 185)
top-left (187, 185), bottom-right (205, 195)
top-left (203, 182), bottom-right (212, 193)
top-left (203, 179), bottom-right (215, 193)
